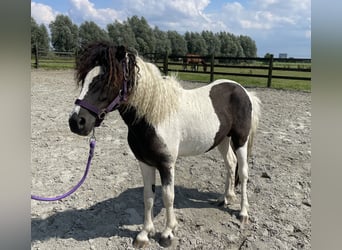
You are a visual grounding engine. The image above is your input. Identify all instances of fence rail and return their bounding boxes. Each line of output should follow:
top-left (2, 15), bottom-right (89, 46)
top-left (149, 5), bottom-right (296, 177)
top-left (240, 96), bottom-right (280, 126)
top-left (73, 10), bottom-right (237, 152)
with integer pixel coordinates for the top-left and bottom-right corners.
top-left (32, 50), bottom-right (311, 88)
top-left (31, 50), bottom-right (76, 69)
top-left (146, 53), bottom-right (311, 88)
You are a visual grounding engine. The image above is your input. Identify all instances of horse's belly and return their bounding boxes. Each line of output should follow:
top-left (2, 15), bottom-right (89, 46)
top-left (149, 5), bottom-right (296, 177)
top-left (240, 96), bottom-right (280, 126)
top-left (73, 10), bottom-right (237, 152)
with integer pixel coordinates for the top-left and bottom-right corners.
top-left (159, 86), bottom-right (222, 157)
top-left (177, 109), bottom-right (221, 156)
top-left (178, 132), bottom-right (217, 156)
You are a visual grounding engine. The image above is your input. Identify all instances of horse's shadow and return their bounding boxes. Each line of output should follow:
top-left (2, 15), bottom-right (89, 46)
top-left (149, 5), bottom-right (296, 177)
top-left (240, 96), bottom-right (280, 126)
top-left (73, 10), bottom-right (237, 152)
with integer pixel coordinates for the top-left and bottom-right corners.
top-left (31, 186), bottom-right (239, 242)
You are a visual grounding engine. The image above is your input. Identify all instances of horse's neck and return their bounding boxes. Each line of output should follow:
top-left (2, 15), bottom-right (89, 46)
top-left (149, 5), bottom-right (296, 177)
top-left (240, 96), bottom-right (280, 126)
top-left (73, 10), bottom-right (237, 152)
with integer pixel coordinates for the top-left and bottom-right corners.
top-left (118, 105), bottom-right (141, 127)
top-left (125, 58), bottom-right (182, 125)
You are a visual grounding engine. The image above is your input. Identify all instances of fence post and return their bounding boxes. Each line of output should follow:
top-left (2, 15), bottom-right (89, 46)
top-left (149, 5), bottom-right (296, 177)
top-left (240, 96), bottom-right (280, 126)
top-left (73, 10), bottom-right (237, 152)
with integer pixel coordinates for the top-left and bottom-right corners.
top-left (267, 54), bottom-right (274, 88)
top-left (34, 41), bottom-right (39, 69)
top-left (210, 54), bottom-right (215, 82)
top-left (163, 52), bottom-right (169, 76)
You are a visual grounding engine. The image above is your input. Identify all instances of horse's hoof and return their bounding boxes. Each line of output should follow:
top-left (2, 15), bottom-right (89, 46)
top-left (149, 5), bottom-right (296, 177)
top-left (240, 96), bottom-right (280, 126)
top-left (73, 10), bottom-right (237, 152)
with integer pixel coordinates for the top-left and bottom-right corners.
top-left (133, 238), bottom-right (149, 249)
top-left (159, 235), bottom-right (173, 248)
top-left (215, 195), bottom-right (237, 206)
top-left (239, 215), bottom-right (249, 228)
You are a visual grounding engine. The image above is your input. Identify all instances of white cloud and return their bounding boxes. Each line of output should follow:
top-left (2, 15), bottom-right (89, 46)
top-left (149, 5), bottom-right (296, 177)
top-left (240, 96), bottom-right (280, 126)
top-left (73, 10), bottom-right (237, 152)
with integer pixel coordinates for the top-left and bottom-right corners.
top-left (32, 0), bottom-right (309, 35)
top-left (240, 19), bottom-right (271, 30)
top-left (123, 0), bottom-right (210, 18)
top-left (31, 2), bottom-right (58, 26)
top-left (121, 0), bottom-right (212, 32)
top-left (168, 0), bottom-right (210, 17)
top-left (219, 0), bottom-right (310, 33)
top-left (69, 0), bottom-right (123, 26)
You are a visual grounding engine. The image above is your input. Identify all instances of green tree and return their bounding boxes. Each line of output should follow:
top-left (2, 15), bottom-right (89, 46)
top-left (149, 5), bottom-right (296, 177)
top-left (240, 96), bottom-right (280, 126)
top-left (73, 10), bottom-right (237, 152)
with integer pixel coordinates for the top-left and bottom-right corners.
top-left (49, 15), bottom-right (78, 52)
top-left (127, 16), bottom-right (155, 54)
top-left (79, 21), bottom-right (109, 46)
top-left (201, 30), bottom-right (221, 55)
top-left (217, 32), bottom-right (229, 56)
top-left (153, 27), bottom-right (171, 55)
top-left (218, 31), bottom-right (240, 57)
top-left (264, 53), bottom-right (273, 58)
top-left (231, 35), bottom-right (245, 57)
top-left (239, 35), bottom-right (257, 57)
top-left (107, 20), bottom-right (137, 49)
top-left (167, 31), bottom-right (187, 56)
top-left (185, 32), bottom-right (207, 55)
top-left (31, 17), bottom-right (50, 53)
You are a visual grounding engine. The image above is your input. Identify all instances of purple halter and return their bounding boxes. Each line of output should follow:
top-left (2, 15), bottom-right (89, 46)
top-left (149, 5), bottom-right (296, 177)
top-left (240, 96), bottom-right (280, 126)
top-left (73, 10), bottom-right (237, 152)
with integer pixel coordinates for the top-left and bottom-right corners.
top-left (75, 60), bottom-right (129, 127)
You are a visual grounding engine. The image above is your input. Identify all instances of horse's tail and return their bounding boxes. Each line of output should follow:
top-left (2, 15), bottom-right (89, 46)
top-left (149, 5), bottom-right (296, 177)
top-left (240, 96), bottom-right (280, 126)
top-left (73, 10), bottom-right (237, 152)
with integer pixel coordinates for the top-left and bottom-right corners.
top-left (235, 91), bottom-right (261, 186)
top-left (247, 91), bottom-right (261, 158)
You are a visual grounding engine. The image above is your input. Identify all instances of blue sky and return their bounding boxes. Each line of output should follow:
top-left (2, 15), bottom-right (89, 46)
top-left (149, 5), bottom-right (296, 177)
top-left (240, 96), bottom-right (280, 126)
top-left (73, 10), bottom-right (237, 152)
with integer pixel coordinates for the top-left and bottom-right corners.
top-left (31, 0), bottom-right (311, 58)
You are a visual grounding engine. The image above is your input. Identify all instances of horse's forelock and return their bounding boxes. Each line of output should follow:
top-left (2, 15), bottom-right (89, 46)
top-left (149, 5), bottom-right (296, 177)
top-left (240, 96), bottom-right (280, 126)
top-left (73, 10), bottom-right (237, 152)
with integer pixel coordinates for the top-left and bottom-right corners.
top-left (75, 41), bottom-right (138, 94)
top-left (75, 42), bottom-right (116, 86)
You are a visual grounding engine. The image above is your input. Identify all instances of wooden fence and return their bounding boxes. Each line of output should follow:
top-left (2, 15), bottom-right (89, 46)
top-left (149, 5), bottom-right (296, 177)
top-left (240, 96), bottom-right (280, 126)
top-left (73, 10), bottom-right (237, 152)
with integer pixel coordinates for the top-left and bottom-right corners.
top-left (31, 50), bottom-right (75, 69)
top-left (32, 50), bottom-right (311, 88)
top-left (144, 53), bottom-right (311, 88)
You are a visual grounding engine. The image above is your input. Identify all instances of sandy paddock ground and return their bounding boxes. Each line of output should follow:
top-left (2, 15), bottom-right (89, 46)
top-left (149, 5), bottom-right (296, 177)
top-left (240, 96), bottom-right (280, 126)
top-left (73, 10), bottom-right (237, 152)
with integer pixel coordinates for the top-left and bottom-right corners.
top-left (31, 69), bottom-right (311, 249)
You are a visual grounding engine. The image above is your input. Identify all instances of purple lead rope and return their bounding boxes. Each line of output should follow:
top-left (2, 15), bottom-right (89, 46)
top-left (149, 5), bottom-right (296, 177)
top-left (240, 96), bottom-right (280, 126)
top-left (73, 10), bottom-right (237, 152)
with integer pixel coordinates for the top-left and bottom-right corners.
top-left (31, 134), bottom-right (96, 201)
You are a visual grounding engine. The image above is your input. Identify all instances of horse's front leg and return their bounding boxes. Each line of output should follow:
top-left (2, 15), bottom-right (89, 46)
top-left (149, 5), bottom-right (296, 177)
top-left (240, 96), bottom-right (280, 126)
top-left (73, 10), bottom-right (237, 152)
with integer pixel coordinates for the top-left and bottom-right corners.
top-left (133, 162), bottom-right (156, 248)
top-left (159, 164), bottom-right (178, 247)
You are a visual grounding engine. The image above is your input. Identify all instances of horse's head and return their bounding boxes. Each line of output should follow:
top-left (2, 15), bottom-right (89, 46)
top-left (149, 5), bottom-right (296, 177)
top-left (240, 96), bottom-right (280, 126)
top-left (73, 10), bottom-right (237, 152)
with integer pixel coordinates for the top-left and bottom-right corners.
top-left (69, 41), bottom-right (136, 136)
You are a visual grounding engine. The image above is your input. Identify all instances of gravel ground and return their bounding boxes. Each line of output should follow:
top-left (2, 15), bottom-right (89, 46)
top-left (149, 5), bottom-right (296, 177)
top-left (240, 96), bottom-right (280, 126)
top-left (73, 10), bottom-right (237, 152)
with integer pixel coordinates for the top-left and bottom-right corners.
top-left (31, 69), bottom-right (311, 249)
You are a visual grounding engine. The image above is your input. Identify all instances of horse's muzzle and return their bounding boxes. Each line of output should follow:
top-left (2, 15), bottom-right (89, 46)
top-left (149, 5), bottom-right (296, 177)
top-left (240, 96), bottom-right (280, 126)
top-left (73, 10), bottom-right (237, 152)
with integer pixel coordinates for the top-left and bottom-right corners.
top-left (69, 112), bottom-right (93, 136)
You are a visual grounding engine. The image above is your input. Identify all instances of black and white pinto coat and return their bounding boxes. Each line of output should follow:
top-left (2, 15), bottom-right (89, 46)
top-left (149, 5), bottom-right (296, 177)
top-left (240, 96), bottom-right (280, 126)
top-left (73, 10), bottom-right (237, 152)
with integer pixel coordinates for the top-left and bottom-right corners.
top-left (69, 46), bottom-right (261, 248)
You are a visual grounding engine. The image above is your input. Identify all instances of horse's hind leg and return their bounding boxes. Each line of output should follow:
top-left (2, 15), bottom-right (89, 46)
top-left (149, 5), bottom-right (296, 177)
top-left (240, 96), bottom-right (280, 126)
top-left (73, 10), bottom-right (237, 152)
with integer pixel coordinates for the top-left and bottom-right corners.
top-left (133, 162), bottom-right (156, 248)
top-left (217, 137), bottom-right (237, 205)
top-left (235, 140), bottom-right (249, 224)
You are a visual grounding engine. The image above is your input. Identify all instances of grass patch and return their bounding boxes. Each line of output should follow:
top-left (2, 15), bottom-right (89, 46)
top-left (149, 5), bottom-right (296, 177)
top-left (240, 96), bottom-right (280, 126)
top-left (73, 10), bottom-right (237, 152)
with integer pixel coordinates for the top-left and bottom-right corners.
top-left (165, 63), bottom-right (310, 91)
top-left (171, 71), bottom-right (310, 91)
top-left (31, 58), bottom-right (75, 70)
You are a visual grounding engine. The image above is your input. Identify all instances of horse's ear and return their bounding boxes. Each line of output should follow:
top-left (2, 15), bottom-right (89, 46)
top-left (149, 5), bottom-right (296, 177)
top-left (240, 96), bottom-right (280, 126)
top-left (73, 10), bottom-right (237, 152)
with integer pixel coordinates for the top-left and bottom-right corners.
top-left (116, 45), bottom-right (126, 61)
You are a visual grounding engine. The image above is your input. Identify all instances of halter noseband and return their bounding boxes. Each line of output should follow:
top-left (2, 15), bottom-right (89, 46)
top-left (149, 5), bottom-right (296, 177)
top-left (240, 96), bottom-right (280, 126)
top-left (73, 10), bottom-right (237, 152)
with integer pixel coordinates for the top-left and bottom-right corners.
top-left (75, 58), bottom-right (129, 127)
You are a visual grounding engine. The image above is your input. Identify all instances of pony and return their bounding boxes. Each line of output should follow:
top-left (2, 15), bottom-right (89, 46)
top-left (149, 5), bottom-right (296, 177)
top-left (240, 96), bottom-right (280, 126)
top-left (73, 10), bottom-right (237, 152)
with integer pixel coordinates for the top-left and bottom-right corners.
top-left (183, 54), bottom-right (207, 72)
top-left (69, 41), bottom-right (261, 248)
